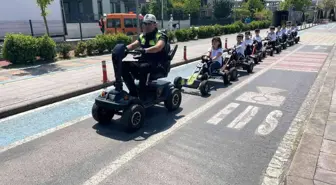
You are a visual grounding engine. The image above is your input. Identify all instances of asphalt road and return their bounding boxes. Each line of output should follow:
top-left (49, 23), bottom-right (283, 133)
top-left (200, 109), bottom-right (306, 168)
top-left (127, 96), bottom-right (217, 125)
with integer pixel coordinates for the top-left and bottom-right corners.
top-left (1, 23), bottom-right (336, 185)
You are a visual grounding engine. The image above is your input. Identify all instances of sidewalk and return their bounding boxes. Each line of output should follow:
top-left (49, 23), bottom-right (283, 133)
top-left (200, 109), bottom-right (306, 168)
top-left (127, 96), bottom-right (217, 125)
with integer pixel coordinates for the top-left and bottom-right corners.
top-left (285, 46), bottom-right (336, 185)
top-left (0, 24), bottom-right (314, 119)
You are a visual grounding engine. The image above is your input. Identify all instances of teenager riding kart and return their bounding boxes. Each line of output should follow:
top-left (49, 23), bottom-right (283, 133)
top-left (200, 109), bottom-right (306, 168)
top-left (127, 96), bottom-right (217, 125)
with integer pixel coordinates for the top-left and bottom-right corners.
top-left (244, 31), bottom-right (260, 64)
top-left (291, 23), bottom-right (300, 43)
top-left (234, 33), bottom-right (254, 73)
top-left (264, 26), bottom-right (281, 56)
top-left (277, 26), bottom-right (287, 50)
top-left (92, 14), bottom-right (181, 132)
top-left (253, 29), bottom-right (267, 59)
top-left (280, 25), bottom-right (288, 49)
top-left (285, 22), bottom-right (295, 46)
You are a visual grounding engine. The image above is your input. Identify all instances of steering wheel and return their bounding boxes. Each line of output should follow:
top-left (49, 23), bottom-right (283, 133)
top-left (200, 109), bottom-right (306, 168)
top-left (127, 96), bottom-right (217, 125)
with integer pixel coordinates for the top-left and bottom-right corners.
top-left (127, 50), bottom-right (143, 60)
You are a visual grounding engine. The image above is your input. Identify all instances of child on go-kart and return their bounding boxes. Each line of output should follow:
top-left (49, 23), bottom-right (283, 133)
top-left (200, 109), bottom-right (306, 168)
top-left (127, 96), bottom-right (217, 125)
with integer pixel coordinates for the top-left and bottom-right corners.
top-left (266, 26), bottom-right (277, 48)
top-left (244, 31), bottom-right (254, 56)
top-left (207, 37), bottom-right (224, 74)
top-left (253, 29), bottom-right (263, 51)
top-left (235, 33), bottom-right (246, 61)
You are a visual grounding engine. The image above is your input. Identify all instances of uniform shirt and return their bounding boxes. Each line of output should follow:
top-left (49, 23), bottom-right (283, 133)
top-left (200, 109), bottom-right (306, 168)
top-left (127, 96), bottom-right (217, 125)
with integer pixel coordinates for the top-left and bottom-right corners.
top-left (281, 28), bottom-right (287, 36)
top-left (276, 31), bottom-right (282, 38)
top-left (267, 32), bottom-right (277, 41)
top-left (286, 28), bottom-right (292, 35)
top-left (253, 35), bottom-right (262, 42)
top-left (244, 39), bottom-right (253, 46)
top-left (137, 28), bottom-right (168, 62)
top-left (208, 47), bottom-right (223, 65)
top-left (236, 42), bottom-right (245, 56)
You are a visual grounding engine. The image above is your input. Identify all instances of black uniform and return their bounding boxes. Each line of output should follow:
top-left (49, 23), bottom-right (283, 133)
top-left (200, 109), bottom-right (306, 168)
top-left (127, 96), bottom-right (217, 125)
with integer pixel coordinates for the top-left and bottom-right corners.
top-left (122, 28), bottom-right (168, 98)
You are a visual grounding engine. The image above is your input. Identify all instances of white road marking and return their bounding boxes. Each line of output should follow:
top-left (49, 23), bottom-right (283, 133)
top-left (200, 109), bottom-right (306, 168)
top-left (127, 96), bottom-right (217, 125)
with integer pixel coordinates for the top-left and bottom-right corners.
top-left (236, 86), bottom-right (286, 107)
top-left (206, 103), bottom-right (240, 125)
top-left (255, 110), bottom-right (283, 136)
top-left (0, 115), bottom-right (91, 154)
top-left (81, 45), bottom-right (304, 185)
top-left (314, 45), bottom-right (328, 50)
top-left (227, 106), bottom-right (259, 129)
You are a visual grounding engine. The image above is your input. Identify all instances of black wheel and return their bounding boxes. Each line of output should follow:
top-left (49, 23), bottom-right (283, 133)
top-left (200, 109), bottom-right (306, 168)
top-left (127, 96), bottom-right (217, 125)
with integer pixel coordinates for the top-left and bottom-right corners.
top-left (199, 80), bottom-right (210, 96)
top-left (276, 48), bottom-right (280, 54)
top-left (201, 73), bottom-right (209, 80)
top-left (223, 72), bottom-right (230, 85)
top-left (247, 63), bottom-right (254, 73)
top-left (92, 103), bottom-right (114, 124)
top-left (122, 104), bottom-right (145, 133)
top-left (164, 88), bottom-right (182, 111)
top-left (174, 76), bottom-right (183, 90)
top-left (270, 49), bottom-right (274, 56)
top-left (254, 57), bottom-right (259, 64)
top-left (258, 55), bottom-right (262, 62)
top-left (263, 52), bottom-right (266, 58)
top-left (229, 68), bottom-right (238, 81)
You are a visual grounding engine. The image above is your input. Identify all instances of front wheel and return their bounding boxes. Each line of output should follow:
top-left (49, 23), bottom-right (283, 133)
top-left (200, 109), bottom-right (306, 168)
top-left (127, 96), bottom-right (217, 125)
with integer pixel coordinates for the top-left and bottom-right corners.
top-left (247, 63), bottom-right (254, 74)
top-left (92, 103), bottom-right (114, 124)
top-left (164, 88), bottom-right (182, 111)
top-left (199, 80), bottom-right (210, 96)
top-left (122, 104), bottom-right (145, 133)
top-left (229, 68), bottom-right (238, 81)
top-left (174, 76), bottom-right (183, 90)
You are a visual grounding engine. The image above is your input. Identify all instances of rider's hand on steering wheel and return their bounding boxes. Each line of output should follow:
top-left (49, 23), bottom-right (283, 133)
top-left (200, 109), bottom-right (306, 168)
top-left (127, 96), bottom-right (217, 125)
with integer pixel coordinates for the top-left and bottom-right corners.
top-left (135, 48), bottom-right (146, 55)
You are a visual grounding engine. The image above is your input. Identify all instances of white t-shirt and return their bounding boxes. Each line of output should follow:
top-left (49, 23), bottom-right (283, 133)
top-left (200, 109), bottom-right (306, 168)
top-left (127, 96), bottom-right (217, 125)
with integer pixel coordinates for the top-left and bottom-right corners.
top-left (245, 39), bottom-right (253, 45)
top-left (236, 42), bottom-right (245, 56)
top-left (208, 47), bottom-right (223, 65)
top-left (253, 36), bottom-right (262, 42)
top-left (267, 32), bottom-right (277, 41)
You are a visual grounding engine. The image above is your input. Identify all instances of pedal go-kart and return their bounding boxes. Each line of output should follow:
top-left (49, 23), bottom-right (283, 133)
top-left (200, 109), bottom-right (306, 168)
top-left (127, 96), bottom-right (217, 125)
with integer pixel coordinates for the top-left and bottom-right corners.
top-left (247, 43), bottom-right (263, 64)
top-left (173, 54), bottom-right (237, 96)
top-left (292, 31), bottom-right (300, 44)
top-left (264, 39), bottom-right (281, 56)
top-left (92, 43), bottom-right (181, 132)
top-left (253, 41), bottom-right (267, 60)
top-left (280, 35), bottom-right (288, 50)
top-left (286, 33), bottom-right (295, 46)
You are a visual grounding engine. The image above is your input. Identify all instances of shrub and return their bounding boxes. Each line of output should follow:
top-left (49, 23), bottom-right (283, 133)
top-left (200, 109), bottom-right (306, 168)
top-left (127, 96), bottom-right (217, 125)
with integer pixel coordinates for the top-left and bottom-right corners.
top-left (114, 33), bottom-right (132, 45)
top-left (2, 33), bottom-right (39, 64)
top-left (213, 24), bottom-right (222, 36)
top-left (86, 39), bottom-right (98, 56)
top-left (175, 29), bottom-right (190, 42)
top-left (95, 35), bottom-right (106, 54)
top-left (190, 27), bottom-right (198, 40)
top-left (57, 42), bottom-right (72, 58)
top-left (37, 34), bottom-right (56, 61)
top-left (167, 31), bottom-right (175, 43)
top-left (74, 41), bottom-right (87, 57)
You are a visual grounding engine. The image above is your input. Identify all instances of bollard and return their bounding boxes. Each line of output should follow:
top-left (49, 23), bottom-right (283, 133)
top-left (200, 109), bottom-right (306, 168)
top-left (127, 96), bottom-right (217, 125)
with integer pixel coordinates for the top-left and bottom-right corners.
top-left (101, 60), bottom-right (109, 83)
top-left (184, 46), bottom-right (187, 60)
top-left (225, 38), bottom-right (228, 49)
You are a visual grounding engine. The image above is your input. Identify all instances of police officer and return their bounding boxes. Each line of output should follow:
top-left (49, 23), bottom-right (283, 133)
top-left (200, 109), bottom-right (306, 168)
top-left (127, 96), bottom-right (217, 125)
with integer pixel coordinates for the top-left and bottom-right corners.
top-left (123, 14), bottom-right (168, 100)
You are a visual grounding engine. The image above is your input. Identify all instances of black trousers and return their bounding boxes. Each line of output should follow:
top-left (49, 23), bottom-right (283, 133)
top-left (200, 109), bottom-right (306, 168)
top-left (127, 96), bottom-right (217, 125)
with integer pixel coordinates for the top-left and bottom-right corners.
top-left (122, 61), bottom-right (153, 97)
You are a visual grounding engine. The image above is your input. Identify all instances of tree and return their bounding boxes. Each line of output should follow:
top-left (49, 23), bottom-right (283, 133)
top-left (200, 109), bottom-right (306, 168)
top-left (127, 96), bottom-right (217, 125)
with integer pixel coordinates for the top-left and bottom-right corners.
top-left (246, 0), bottom-right (264, 13)
top-left (141, 4), bottom-right (149, 15)
top-left (279, 0), bottom-right (311, 11)
top-left (213, 0), bottom-right (234, 19)
top-left (36, 0), bottom-right (54, 36)
top-left (254, 9), bottom-right (272, 20)
top-left (183, 0), bottom-right (201, 17)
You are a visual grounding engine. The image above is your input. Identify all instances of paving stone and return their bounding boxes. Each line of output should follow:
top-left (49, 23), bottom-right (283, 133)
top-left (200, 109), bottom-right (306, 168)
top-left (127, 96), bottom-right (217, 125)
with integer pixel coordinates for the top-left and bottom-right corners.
top-left (289, 151), bottom-right (318, 179)
top-left (328, 112), bottom-right (336, 121)
top-left (315, 168), bottom-right (336, 185)
top-left (321, 139), bottom-right (336, 155)
top-left (298, 132), bottom-right (323, 155)
top-left (306, 121), bottom-right (326, 136)
top-left (314, 180), bottom-right (333, 185)
top-left (325, 124), bottom-right (336, 141)
top-left (318, 152), bottom-right (336, 172)
top-left (286, 175), bottom-right (314, 185)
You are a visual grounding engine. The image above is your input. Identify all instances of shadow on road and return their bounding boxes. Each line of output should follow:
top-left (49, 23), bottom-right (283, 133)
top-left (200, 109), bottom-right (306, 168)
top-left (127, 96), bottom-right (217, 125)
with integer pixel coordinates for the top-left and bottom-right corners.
top-left (92, 105), bottom-right (184, 142)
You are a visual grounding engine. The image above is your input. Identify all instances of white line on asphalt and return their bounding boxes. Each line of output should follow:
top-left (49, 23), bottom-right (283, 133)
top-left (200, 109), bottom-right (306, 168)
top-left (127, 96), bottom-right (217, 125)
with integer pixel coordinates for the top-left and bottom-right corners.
top-left (206, 102), bottom-right (240, 125)
top-left (81, 45), bottom-right (305, 185)
top-left (227, 106), bottom-right (259, 129)
top-left (255, 110), bottom-right (283, 136)
top-left (0, 115), bottom-right (91, 154)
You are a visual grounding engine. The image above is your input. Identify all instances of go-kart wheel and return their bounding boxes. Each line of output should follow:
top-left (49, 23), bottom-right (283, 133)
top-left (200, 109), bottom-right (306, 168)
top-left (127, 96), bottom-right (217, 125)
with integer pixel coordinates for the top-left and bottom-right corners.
top-left (253, 57), bottom-right (259, 64)
top-left (164, 88), bottom-right (182, 111)
top-left (92, 103), bottom-right (114, 124)
top-left (122, 104), bottom-right (145, 133)
top-left (174, 76), bottom-right (183, 90)
top-left (229, 68), bottom-right (238, 81)
top-left (247, 63), bottom-right (254, 73)
top-left (276, 48), bottom-right (280, 54)
top-left (201, 73), bottom-right (209, 81)
top-left (270, 49), bottom-right (274, 56)
top-left (263, 52), bottom-right (266, 58)
top-left (199, 80), bottom-right (210, 96)
top-left (223, 72), bottom-right (230, 85)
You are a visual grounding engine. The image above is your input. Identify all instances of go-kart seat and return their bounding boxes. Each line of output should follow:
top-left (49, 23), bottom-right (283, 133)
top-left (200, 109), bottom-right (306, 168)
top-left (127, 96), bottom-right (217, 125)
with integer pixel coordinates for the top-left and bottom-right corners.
top-left (146, 44), bottom-right (178, 82)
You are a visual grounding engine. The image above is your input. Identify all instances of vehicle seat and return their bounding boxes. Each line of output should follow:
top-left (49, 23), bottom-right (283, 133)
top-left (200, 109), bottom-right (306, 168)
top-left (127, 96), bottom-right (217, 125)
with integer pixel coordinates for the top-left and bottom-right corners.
top-left (146, 44), bottom-right (178, 83)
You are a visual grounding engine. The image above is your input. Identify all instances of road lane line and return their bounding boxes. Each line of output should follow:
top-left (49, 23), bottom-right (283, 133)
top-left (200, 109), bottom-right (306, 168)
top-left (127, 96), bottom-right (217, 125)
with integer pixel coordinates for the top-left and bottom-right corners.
top-left (0, 115), bottom-right (91, 154)
top-left (206, 103), bottom-right (240, 125)
top-left (82, 45), bottom-right (305, 185)
top-left (227, 106), bottom-right (259, 129)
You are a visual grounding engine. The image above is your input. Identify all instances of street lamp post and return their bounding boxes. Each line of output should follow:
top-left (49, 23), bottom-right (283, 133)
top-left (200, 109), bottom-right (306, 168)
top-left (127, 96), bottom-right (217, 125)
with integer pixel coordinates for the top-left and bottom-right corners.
top-left (161, 0), bottom-right (164, 29)
top-left (135, 0), bottom-right (140, 36)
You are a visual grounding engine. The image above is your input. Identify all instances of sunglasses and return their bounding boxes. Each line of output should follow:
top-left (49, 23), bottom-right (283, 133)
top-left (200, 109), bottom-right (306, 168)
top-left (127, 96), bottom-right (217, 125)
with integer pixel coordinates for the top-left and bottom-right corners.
top-left (142, 22), bottom-right (154, 26)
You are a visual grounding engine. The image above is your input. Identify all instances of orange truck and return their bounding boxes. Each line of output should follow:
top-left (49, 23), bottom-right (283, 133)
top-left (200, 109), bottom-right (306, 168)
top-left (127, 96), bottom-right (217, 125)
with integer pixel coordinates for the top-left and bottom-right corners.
top-left (104, 13), bottom-right (143, 35)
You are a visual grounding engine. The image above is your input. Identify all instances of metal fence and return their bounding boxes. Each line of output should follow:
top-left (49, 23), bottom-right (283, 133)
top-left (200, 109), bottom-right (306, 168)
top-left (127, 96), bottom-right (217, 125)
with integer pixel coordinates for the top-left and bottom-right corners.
top-left (0, 20), bottom-right (65, 41)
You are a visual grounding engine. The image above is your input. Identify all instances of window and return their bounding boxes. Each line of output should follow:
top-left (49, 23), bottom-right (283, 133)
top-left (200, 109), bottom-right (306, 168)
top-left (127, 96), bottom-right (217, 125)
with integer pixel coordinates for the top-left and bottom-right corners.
top-left (107, 18), bottom-right (121, 28)
top-left (124, 18), bottom-right (133, 28)
top-left (97, 0), bottom-right (103, 16)
top-left (110, 1), bottom-right (116, 13)
top-left (133, 18), bottom-right (138, 27)
top-left (63, 2), bottom-right (70, 22)
top-left (78, 1), bottom-right (84, 14)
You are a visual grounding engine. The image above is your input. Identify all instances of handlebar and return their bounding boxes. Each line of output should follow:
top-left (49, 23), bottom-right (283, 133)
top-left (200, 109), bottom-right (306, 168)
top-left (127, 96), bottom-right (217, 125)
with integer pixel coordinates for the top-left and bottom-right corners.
top-left (126, 50), bottom-right (142, 55)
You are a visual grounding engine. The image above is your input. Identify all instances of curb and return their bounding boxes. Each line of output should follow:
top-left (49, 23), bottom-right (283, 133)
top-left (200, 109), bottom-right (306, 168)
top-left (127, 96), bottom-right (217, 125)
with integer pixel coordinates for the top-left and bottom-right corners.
top-left (0, 57), bottom-right (201, 119)
top-left (0, 24), bottom-right (317, 119)
top-left (261, 43), bottom-right (336, 185)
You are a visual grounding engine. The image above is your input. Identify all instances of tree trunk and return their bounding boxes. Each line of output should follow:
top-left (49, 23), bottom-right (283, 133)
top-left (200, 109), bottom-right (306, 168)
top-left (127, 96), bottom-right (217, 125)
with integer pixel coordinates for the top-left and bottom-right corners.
top-left (42, 9), bottom-right (50, 36)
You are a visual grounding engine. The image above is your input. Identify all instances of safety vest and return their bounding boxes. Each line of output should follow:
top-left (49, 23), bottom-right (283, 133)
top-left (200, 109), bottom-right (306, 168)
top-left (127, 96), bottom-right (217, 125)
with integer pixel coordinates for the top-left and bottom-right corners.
top-left (139, 31), bottom-right (163, 48)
